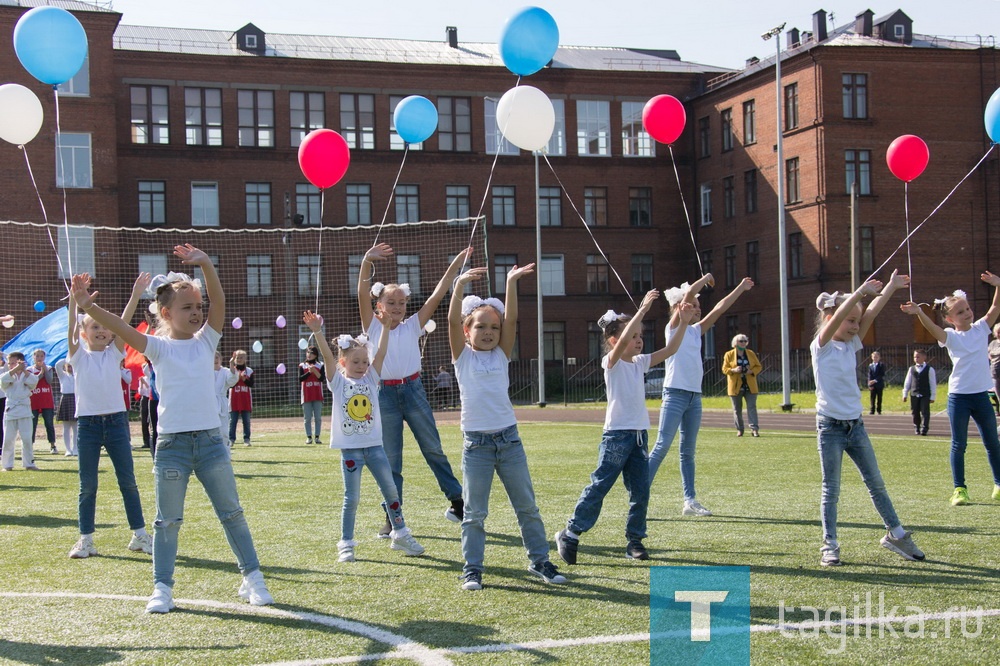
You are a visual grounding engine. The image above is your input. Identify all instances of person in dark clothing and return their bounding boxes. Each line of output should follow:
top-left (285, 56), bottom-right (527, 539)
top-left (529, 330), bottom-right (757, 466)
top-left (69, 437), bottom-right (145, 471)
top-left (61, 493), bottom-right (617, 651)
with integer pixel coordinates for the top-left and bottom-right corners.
top-left (867, 351), bottom-right (886, 415)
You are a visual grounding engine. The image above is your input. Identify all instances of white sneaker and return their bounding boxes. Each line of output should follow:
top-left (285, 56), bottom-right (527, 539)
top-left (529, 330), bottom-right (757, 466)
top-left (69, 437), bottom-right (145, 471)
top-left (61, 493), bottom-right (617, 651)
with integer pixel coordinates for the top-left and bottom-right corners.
top-left (128, 532), bottom-right (153, 554)
top-left (145, 583), bottom-right (174, 613)
top-left (389, 527), bottom-right (426, 556)
top-left (337, 540), bottom-right (356, 563)
top-left (238, 570), bottom-right (274, 606)
top-left (682, 500), bottom-right (713, 517)
top-left (69, 535), bottom-right (97, 559)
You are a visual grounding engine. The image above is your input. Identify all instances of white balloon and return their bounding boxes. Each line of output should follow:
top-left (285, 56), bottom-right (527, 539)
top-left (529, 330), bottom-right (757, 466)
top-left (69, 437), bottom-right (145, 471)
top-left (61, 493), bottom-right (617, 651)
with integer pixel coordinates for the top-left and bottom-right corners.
top-left (298, 338), bottom-right (309, 350)
top-left (496, 85), bottom-right (555, 152)
top-left (252, 340), bottom-right (263, 353)
top-left (424, 319), bottom-right (437, 333)
top-left (0, 84), bottom-right (43, 146)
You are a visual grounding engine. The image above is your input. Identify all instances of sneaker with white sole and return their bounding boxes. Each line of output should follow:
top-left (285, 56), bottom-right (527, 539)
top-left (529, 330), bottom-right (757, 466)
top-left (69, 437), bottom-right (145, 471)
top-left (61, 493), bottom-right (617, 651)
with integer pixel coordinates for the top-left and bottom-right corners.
top-left (337, 540), bottom-right (356, 563)
top-left (238, 570), bottom-right (274, 606)
top-left (145, 583), bottom-right (174, 613)
top-left (820, 541), bottom-right (842, 567)
top-left (555, 529), bottom-right (579, 565)
top-left (128, 532), bottom-right (153, 554)
top-left (527, 560), bottom-right (567, 584)
top-left (377, 517), bottom-right (393, 539)
top-left (460, 570), bottom-right (483, 590)
top-left (389, 528), bottom-right (426, 556)
top-left (880, 531), bottom-right (925, 562)
top-left (69, 535), bottom-right (97, 559)
top-left (445, 498), bottom-right (464, 523)
top-left (681, 500), bottom-right (713, 517)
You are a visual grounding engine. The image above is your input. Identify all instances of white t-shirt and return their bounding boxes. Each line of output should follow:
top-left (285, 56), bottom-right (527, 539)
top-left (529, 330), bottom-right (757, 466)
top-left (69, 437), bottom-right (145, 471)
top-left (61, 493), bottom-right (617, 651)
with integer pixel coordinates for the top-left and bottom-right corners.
top-left (942, 318), bottom-right (994, 394)
top-left (71, 345), bottom-right (126, 417)
top-left (811, 335), bottom-right (863, 420)
top-left (603, 353), bottom-right (652, 431)
top-left (144, 326), bottom-right (222, 434)
top-left (663, 324), bottom-right (703, 393)
top-left (214, 367), bottom-right (237, 417)
top-left (366, 315), bottom-right (423, 380)
top-left (327, 369), bottom-right (383, 449)
top-left (454, 346), bottom-right (516, 432)
top-left (55, 360), bottom-right (75, 395)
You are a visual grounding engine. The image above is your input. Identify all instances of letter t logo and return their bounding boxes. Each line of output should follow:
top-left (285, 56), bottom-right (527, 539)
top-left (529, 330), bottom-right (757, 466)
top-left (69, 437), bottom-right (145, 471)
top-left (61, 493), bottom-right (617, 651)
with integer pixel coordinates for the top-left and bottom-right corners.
top-left (674, 590), bottom-right (729, 641)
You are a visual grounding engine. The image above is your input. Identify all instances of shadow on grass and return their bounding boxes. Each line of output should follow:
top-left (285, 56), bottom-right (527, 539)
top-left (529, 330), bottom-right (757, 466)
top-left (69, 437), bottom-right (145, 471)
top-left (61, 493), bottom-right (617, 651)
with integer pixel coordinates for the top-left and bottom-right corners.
top-left (173, 554), bottom-right (329, 577)
top-left (0, 513), bottom-right (80, 529)
top-left (652, 513), bottom-right (979, 536)
top-left (233, 473), bottom-right (304, 480)
top-left (0, 638), bottom-right (224, 665)
top-left (392, 619), bottom-right (561, 662)
top-left (0, 484), bottom-right (47, 492)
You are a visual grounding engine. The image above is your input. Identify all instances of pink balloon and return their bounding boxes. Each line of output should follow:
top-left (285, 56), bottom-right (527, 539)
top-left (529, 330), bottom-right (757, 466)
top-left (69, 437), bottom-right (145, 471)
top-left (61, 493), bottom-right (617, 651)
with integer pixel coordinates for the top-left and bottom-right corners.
top-left (276, 363), bottom-right (287, 375)
top-left (642, 95), bottom-right (686, 145)
top-left (886, 135), bottom-right (929, 183)
top-left (298, 129), bottom-right (351, 189)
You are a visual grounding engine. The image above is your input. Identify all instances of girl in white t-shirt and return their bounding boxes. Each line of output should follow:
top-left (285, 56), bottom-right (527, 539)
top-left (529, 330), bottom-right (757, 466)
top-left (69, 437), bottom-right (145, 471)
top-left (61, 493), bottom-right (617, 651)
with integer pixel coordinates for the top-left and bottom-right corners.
top-left (214, 351), bottom-right (238, 440)
top-left (66, 273), bottom-right (152, 561)
top-left (901, 271), bottom-right (1000, 506)
top-left (54, 359), bottom-right (77, 456)
top-left (303, 309), bottom-right (425, 563)
top-left (71, 244), bottom-right (273, 614)
top-left (448, 263), bottom-right (567, 591)
top-left (555, 292), bottom-right (693, 566)
top-left (812, 273), bottom-right (924, 567)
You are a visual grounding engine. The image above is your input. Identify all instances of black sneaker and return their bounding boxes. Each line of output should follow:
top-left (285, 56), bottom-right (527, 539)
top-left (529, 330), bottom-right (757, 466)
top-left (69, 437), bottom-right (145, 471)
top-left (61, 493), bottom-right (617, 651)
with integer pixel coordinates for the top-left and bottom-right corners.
top-left (528, 560), bottom-right (567, 584)
top-left (377, 517), bottom-right (392, 539)
top-left (555, 529), bottom-right (578, 565)
top-left (460, 570), bottom-right (483, 590)
top-left (626, 540), bottom-right (649, 561)
top-left (445, 498), bottom-right (464, 523)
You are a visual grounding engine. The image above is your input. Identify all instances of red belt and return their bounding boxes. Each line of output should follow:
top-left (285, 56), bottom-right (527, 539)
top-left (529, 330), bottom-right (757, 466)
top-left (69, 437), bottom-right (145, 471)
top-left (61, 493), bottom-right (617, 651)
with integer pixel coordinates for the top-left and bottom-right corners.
top-left (382, 372), bottom-right (420, 386)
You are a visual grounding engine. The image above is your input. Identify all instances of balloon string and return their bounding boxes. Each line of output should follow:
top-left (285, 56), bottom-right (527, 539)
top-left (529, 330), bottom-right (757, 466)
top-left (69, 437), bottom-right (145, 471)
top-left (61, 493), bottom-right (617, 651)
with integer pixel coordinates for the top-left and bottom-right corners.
top-left (371, 145), bottom-right (409, 250)
top-left (904, 181), bottom-right (913, 302)
top-left (53, 86), bottom-right (73, 281)
top-left (541, 153), bottom-right (637, 309)
top-left (867, 144), bottom-right (996, 287)
top-left (21, 145), bottom-right (69, 289)
top-left (668, 144), bottom-right (703, 274)
top-left (314, 189), bottom-right (325, 313)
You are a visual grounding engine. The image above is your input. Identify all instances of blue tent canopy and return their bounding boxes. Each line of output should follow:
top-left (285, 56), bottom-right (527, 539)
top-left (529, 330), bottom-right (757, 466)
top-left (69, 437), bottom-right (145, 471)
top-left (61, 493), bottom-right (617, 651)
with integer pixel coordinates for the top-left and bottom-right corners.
top-left (2, 306), bottom-right (69, 365)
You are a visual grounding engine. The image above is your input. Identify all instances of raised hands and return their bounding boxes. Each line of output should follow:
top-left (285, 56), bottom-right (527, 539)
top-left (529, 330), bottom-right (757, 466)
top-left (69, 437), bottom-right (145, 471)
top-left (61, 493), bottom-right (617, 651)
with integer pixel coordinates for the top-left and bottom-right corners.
top-left (981, 270), bottom-right (1000, 287)
top-left (506, 263), bottom-right (535, 283)
top-left (456, 267), bottom-right (489, 288)
top-left (365, 243), bottom-right (393, 263)
top-left (174, 244), bottom-right (209, 267)
top-left (70, 273), bottom-right (98, 310)
top-left (302, 310), bottom-right (324, 332)
top-left (132, 272), bottom-right (153, 297)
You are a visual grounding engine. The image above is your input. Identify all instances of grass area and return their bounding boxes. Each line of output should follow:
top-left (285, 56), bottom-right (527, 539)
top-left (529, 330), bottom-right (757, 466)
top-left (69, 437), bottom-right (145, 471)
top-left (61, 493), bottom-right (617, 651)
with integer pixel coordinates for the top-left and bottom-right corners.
top-left (1, 418), bottom-right (999, 664)
top-left (648, 384), bottom-right (955, 414)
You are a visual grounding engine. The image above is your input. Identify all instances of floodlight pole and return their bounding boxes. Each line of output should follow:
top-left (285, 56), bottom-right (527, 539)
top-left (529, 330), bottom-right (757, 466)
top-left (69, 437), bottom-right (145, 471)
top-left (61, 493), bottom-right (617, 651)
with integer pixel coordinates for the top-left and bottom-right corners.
top-left (535, 151), bottom-right (545, 407)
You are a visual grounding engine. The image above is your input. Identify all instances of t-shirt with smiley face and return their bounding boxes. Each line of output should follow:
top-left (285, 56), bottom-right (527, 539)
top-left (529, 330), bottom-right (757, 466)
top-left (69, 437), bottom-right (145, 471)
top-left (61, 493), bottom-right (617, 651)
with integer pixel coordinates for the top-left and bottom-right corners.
top-left (327, 368), bottom-right (382, 450)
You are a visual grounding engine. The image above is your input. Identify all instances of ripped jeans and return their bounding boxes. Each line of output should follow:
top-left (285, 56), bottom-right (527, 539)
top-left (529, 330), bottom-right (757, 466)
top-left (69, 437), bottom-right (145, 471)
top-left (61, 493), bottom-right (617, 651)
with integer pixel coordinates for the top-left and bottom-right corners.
top-left (152, 428), bottom-right (260, 588)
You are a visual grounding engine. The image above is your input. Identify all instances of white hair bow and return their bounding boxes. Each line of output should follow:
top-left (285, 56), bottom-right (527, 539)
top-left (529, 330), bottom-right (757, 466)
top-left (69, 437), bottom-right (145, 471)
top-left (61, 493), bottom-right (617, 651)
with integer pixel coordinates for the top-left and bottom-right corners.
top-left (663, 282), bottom-right (692, 307)
top-left (336, 334), bottom-right (372, 350)
top-left (597, 310), bottom-right (627, 330)
top-left (952, 289), bottom-right (967, 300)
top-left (461, 295), bottom-right (505, 317)
top-left (370, 282), bottom-right (411, 298)
top-left (815, 291), bottom-right (843, 310)
top-left (149, 271), bottom-right (202, 296)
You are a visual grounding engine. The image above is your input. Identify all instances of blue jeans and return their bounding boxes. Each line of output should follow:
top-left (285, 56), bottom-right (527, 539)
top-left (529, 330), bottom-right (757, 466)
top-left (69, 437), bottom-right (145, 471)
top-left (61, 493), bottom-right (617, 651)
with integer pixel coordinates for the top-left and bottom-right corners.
top-left (379, 377), bottom-right (462, 503)
top-left (302, 401), bottom-right (323, 440)
top-left (77, 412), bottom-right (145, 535)
top-left (947, 392), bottom-right (1000, 488)
top-left (32, 407), bottom-right (55, 445)
top-left (567, 430), bottom-right (649, 542)
top-left (817, 416), bottom-right (900, 543)
top-left (341, 446), bottom-right (405, 541)
top-left (152, 428), bottom-right (260, 587)
top-left (461, 425), bottom-right (550, 574)
top-left (228, 410), bottom-right (251, 444)
top-left (649, 388), bottom-right (702, 500)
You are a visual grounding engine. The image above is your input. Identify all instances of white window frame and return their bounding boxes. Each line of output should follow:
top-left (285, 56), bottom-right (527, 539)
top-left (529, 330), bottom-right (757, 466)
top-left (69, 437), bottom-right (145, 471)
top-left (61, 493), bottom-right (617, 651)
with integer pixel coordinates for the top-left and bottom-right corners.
top-left (576, 100), bottom-right (610, 157)
top-left (57, 225), bottom-right (95, 278)
top-left (397, 255), bottom-right (421, 295)
top-left (139, 254), bottom-right (168, 281)
top-left (191, 181), bottom-right (220, 227)
top-left (545, 99), bottom-right (566, 156)
top-left (484, 97), bottom-right (519, 155)
top-left (540, 254), bottom-right (565, 296)
top-left (389, 95), bottom-right (424, 151)
top-left (700, 185), bottom-right (713, 226)
top-left (57, 54), bottom-right (90, 97)
top-left (56, 133), bottom-right (92, 189)
top-left (621, 101), bottom-right (654, 157)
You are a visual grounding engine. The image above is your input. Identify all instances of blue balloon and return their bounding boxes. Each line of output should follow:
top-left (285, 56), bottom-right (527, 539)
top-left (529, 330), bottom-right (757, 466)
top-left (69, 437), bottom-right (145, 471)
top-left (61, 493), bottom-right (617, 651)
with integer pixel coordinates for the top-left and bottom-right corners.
top-left (499, 7), bottom-right (559, 76)
top-left (14, 7), bottom-right (89, 86)
top-left (985, 87), bottom-right (1000, 143)
top-left (394, 96), bottom-right (438, 144)
top-left (33, 300), bottom-right (45, 312)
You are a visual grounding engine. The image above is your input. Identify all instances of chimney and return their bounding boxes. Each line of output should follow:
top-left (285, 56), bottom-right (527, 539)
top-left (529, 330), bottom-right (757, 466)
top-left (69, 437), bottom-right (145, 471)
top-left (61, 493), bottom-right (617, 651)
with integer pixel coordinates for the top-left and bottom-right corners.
top-left (446, 26), bottom-right (458, 48)
top-left (746, 56), bottom-right (760, 68)
top-left (786, 27), bottom-right (800, 49)
top-left (855, 10), bottom-right (873, 37)
top-left (813, 9), bottom-right (828, 42)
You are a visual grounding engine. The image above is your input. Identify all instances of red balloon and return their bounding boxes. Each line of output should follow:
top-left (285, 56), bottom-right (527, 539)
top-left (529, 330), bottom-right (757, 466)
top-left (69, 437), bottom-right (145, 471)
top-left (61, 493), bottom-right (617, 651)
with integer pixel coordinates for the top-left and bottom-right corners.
top-left (886, 134), bottom-right (929, 183)
top-left (297, 129), bottom-right (351, 189)
top-left (642, 94), bottom-right (686, 145)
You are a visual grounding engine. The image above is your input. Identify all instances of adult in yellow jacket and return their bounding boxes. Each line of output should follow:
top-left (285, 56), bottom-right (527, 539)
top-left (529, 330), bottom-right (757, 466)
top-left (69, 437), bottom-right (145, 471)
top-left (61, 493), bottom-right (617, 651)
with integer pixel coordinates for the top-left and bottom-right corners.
top-left (721, 334), bottom-right (762, 437)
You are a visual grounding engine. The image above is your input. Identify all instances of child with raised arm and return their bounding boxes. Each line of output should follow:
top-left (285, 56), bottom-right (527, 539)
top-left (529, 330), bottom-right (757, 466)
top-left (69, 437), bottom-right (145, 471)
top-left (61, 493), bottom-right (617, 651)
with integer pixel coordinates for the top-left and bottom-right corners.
top-left (556, 292), bottom-right (693, 566)
top-left (67, 273), bottom-right (153, 560)
top-left (1, 351), bottom-right (39, 471)
top-left (449, 263), bottom-right (567, 591)
top-left (71, 244), bottom-right (273, 613)
top-left (299, 345), bottom-right (326, 445)
top-left (901, 271), bottom-right (1000, 506)
top-left (54, 359), bottom-right (78, 456)
top-left (359, 244), bottom-right (468, 536)
top-left (813, 272), bottom-right (924, 566)
top-left (303, 309), bottom-right (425, 563)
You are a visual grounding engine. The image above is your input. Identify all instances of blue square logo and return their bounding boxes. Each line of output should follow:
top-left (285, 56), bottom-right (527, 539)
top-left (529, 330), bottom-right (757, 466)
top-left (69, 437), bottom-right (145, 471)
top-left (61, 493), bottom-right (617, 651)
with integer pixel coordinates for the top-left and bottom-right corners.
top-left (650, 566), bottom-right (750, 665)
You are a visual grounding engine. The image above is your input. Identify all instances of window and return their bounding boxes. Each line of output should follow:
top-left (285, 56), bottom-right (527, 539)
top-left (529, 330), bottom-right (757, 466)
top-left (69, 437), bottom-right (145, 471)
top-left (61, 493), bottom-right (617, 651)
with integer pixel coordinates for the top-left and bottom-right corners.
top-left (185, 88), bottom-right (222, 146)
top-left (346, 184), bottom-right (371, 226)
top-left (494, 254), bottom-right (517, 294)
top-left (245, 183), bottom-right (271, 225)
top-left (56, 55), bottom-right (89, 96)
top-left (845, 149), bottom-right (872, 195)
top-left (632, 254), bottom-right (653, 294)
top-left (721, 108), bottom-right (733, 152)
top-left (700, 249), bottom-right (713, 276)
top-left (698, 116), bottom-right (710, 157)
top-left (576, 100), bottom-right (610, 156)
top-left (586, 254), bottom-right (610, 294)
top-left (296, 183), bottom-right (321, 226)
top-left (297, 255), bottom-right (320, 297)
top-left (238, 90), bottom-right (274, 148)
top-left (540, 255), bottom-right (565, 296)
top-left (859, 226), bottom-right (875, 274)
top-left (438, 97), bottom-right (472, 152)
top-left (446, 185), bottom-right (471, 221)
top-left (245, 34), bottom-right (258, 49)
top-left (395, 184), bottom-right (420, 224)
top-left (484, 97), bottom-right (518, 155)
top-left (191, 255), bottom-right (219, 288)
top-left (725, 315), bottom-right (739, 350)
top-left (749, 312), bottom-right (762, 352)
top-left (341, 93), bottom-right (375, 150)
top-left (789, 232), bottom-right (803, 278)
top-left (191, 182), bottom-right (218, 227)
top-left (57, 225), bottom-right (95, 278)
top-left (894, 24), bottom-right (905, 38)
top-left (629, 187), bottom-right (651, 227)
top-left (389, 96), bottom-right (425, 151)
top-left (348, 254), bottom-right (363, 296)
top-left (546, 99), bottom-right (566, 156)
top-left (492, 186), bottom-right (516, 226)
top-left (588, 323), bottom-right (603, 361)
top-left (700, 184), bottom-right (713, 226)
top-left (784, 83), bottom-right (798, 131)
top-left (746, 240), bottom-right (759, 283)
top-left (742, 100), bottom-right (756, 145)
top-left (584, 187), bottom-right (607, 226)
top-left (139, 181), bottom-right (166, 224)
top-left (56, 133), bottom-right (92, 188)
top-left (543, 322), bottom-right (565, 361)
top-left (397, 255), bottom-right (421, 295)
top-left (540, 186), bottom-right (561, 227)
top-left (290, 91), bottom-right (324, 148)
top-left (139, 254), bottom-right (168, 280)
top-left (621, 101), bottom-right (654, 157)
top-left (702, 326), bottom-right (716, 359)
top-left (744, 169), bottom-right (758, 214)
top-left (247, 255), bottom-right (272, 296)
top-left (641, 321), bottom-right (655, 355)
top-left (724, 245), bottom-right (737, 289)
top-left (130, 86), bottom-right (169, 144)
top-left (842, 73), bottom-right (868, 119)
top-left (723, 176), bottom-right (735, 219)
top-left (785, 157), bottom-right (800, 204)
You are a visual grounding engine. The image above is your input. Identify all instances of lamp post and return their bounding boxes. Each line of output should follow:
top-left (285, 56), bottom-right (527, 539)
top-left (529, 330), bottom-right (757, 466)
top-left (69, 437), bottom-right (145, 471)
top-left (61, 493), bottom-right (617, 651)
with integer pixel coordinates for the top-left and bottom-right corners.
top-left (762, 23), bottom-right (792, 410)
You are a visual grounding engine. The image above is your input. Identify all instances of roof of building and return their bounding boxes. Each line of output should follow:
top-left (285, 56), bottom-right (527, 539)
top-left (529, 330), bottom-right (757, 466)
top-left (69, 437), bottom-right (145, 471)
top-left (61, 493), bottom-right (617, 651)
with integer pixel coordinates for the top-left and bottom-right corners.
top-left (0, 0), bottom-right (115, 13)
